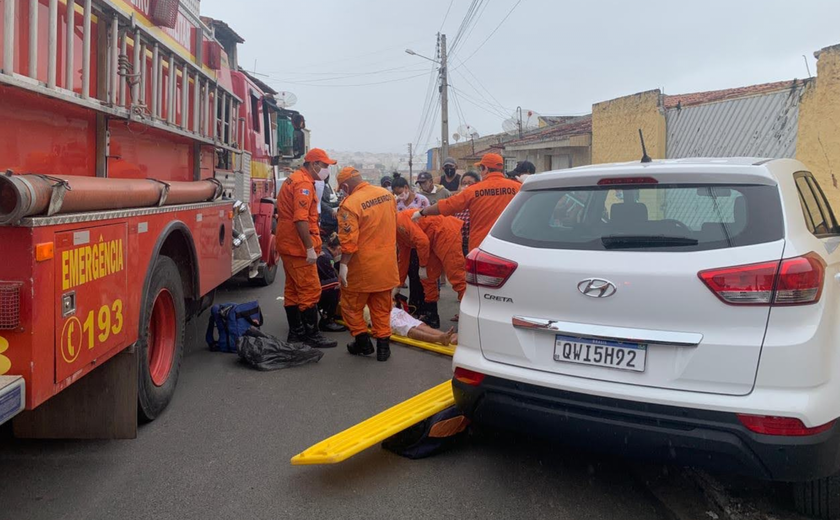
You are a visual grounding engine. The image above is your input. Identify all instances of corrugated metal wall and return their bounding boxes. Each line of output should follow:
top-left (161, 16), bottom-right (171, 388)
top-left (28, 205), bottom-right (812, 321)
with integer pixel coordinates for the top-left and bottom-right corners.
top-left (666, 87), bottom-right (804, 159)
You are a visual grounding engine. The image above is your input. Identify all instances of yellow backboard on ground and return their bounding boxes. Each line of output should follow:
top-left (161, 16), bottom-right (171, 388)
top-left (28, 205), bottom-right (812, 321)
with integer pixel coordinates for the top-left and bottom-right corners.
top-left (290, 380), bottom-right (455, 465)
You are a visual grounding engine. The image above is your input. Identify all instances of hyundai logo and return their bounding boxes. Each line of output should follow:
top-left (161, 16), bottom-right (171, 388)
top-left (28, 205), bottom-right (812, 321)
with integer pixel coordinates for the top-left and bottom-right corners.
top-left (578, 278), bottom-right (617, 298)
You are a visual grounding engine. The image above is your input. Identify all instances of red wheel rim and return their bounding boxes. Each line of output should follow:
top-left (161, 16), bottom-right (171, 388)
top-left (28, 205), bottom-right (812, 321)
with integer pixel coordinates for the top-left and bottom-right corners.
top-left (269, 236), bottom-right (279, 267)
top-left (148, 288), bottom-right (176, 387)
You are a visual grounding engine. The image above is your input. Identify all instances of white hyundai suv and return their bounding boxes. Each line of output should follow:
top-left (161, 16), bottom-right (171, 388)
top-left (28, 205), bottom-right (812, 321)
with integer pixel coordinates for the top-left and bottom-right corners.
top-left (453, 158), bottom-right (840, 519)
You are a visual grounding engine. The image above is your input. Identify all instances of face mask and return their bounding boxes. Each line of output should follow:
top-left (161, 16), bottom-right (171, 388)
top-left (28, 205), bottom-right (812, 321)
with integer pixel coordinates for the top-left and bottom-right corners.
top-left (316, 164), bottom-right (329, 181)
top-left (397, 192), bottom-right (408, 201)
top-left (444, 168), bottom-right (455, 177)
top-left (339, 185), bottom-right (349, 197)
top-left (333, 253), bottom-right (342, 262)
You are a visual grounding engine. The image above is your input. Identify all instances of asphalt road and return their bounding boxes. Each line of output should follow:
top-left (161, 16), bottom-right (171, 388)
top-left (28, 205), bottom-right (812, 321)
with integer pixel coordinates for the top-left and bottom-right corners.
top-left (0, 277), bottom-right (799, 520)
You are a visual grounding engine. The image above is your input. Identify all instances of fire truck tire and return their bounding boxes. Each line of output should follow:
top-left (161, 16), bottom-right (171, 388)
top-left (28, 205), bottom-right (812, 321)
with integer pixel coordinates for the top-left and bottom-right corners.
top-left (252, 234), bottom-right (278, 287)
top-left (138, 256), bottom-right (185, 422)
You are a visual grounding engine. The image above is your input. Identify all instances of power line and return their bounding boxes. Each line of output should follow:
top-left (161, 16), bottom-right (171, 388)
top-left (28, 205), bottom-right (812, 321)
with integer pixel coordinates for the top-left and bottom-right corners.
top-left (450, 84), bottom-right (468, 133)
top-left (266, 66), bottom-right (429, 84)
top-left (457, 61), bottom-right (511, 114)
top-left (439, 0), bottom-right (455, 31)
top-left (269, 71), bottom-right (430, 88)
top-left (413, 62), bottom-right (440, 151)
top-left (450, 0), bottom-right (490, 58)
top-left (261, 37), bottom-right (428, 75)
top-left (452, 69), bottom-right (510, 118)
top-left (454, 0), bottom-right (523, 68)
top-left (449, 0), bottom-right (484, 57)
top-left (449, 84), bottom-right (509, 121)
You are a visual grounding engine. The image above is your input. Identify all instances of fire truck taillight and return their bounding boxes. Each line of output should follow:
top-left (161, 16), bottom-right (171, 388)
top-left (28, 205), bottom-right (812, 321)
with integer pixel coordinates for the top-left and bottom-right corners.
top-left (0, 282), bottom-right (22, 330)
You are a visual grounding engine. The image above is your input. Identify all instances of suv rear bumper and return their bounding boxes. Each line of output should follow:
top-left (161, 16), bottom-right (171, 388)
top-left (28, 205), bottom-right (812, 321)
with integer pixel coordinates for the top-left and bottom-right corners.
top-left (453, 376), bottom-right (840, 482)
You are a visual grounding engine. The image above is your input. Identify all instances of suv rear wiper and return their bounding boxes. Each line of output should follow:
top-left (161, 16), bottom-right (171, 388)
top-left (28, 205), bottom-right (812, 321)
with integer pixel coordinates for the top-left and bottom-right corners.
top-left (601, 235), bottom-right (699, 249)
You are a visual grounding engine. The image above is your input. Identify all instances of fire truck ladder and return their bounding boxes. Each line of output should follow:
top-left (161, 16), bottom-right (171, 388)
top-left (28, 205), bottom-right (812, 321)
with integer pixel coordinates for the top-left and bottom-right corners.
top-left (0, 0), bottom-right (242, 157)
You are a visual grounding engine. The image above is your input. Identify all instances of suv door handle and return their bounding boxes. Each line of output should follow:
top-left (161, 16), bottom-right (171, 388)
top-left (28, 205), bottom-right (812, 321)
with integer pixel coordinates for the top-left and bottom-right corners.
top-left (512, 316), bottom-right (703, 347)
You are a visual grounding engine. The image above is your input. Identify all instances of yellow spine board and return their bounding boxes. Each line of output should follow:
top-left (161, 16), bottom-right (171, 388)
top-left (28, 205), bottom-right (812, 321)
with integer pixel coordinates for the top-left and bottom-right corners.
top-left (290, 380), bottom-right (455, 465)
top-left (336, 321), bottom-right (455, 357)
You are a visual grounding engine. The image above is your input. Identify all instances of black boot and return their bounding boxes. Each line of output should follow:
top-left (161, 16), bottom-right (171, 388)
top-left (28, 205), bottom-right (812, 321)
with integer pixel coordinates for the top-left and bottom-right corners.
top-left (284, 306), bottom-right (306, 343)
top-left (376, 337), bottom-right (391, 362)
top-left (302, 307), bottom-right (338, 349)
top-left (347, 332), bottom-right (374, 356)
top-left (319, 314), bottom-right (347, 333)
top-left (419, 301), bottom-right (440, 329)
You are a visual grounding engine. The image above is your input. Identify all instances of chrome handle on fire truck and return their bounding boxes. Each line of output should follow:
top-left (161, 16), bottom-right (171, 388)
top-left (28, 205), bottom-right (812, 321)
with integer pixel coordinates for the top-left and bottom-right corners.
top-left (511, 316), bottom-right (703, 347)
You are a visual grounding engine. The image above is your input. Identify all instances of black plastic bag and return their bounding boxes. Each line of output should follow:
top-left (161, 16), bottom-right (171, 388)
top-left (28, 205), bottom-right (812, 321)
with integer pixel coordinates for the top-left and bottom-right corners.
top-left (236, 328), bottom-right (323, 370)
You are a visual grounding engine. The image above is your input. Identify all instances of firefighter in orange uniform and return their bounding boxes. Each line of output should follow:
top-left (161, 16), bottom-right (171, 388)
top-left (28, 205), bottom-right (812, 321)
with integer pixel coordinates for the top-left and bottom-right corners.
top-left (276, 148), bottom-right (338, 350)
top-left (336, 167), bottom-right (400, 361)
top-left (396, 209), bottom-right (466, 328)
top-left (413, 153), bottom-right (520, 251)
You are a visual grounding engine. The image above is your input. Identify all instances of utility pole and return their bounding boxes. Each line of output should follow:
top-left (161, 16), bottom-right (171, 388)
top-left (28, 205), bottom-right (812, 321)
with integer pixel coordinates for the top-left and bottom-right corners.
top-left (439, 34), bottom-right (449, 168)
top-left (408, 143), bottom-right (414, 183)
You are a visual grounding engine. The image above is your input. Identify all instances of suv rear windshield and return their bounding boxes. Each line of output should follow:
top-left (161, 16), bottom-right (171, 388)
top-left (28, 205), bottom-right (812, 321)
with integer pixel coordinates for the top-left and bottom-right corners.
top-left (492, 184), bottom-right (783, 252)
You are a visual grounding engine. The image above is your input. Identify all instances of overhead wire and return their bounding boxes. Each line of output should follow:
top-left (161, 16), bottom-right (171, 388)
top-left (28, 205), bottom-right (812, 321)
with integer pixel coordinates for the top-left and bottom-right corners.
top-left (449, 84), bottom-right (510, 121)
top-left (448, 0), bottom-right (483, 57)
top-left (449, 0), bottom-right (490, 58)
top-left (450, 73), bottom-right (510, 119)
top-left (413, 60), bottom-right (440, 151)
top-left (268, 71), bottom-right (431, 88)
top-left (453, 0), bottom-right (523, 69)
top-left (439, 0), bottom-right (455, 31)
top-left (456, 61), bottom-right (511, 114)
top-left (261, 37), bottom-right (428, 75)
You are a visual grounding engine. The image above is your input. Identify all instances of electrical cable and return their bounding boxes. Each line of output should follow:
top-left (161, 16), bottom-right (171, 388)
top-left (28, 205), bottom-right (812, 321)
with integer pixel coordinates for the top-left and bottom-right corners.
top-left (456, 61), bottom-right (511, 113)
top-left (452, 69), bottom-right (510, 118)
top-left (453, 0), bottom-right (523, 69)
top-left (439, 0), bottom-right (455, 31)
top-left (268, 71), bottom-right (430, 88)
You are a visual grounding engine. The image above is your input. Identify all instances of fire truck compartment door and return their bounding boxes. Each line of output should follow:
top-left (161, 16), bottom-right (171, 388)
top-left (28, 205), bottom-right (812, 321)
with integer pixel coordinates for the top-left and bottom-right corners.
top-left (54, 223), bottom-right (129, 383)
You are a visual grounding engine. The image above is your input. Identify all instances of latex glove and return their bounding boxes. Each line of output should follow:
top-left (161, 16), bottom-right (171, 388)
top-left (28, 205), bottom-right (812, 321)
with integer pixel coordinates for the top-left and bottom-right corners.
top-left (411, 210), bottom-right (423, 222)
top-left (339, 263), bottom-right (349, 287)
top-left (418, 266), bottom-right (428, 280)
top-left (306, 247), bottom-right (318, 264)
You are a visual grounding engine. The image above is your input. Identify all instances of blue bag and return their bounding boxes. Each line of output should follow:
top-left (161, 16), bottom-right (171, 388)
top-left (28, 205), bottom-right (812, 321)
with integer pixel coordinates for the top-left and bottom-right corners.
top-left (206, 301), bottom-right (264, 353)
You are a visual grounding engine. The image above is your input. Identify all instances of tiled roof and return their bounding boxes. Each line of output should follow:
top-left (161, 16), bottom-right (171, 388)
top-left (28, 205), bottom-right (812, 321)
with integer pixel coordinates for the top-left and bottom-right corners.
top-left (664, 79), bottom-right (805, 109)
top-left (505, 115), bottom-right (592, 146)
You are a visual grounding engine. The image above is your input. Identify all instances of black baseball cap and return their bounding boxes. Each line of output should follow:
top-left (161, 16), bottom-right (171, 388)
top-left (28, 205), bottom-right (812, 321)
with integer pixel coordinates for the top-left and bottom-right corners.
top-left (415, 171), bottom-right (433, 184)
top-left (512, 160), bottom-right (536, 174)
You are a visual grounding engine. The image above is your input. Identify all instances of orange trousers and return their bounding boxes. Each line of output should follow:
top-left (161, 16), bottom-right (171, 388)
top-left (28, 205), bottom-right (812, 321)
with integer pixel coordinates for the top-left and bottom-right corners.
top-left (341, 289), bottom-right (392, 339)
top-left (421, 242), bottom-right (467, 303)
top-left (280, 254), bottom-right (322, 310)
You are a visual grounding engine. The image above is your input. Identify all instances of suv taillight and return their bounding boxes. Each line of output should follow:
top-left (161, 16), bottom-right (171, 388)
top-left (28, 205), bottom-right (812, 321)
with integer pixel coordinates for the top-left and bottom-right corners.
top-left (737, 414), bottom-right (835, 436)
top-left (698, 253), bottom-right (825, 306)
top-left (465, 250), bottom-right (518, 288)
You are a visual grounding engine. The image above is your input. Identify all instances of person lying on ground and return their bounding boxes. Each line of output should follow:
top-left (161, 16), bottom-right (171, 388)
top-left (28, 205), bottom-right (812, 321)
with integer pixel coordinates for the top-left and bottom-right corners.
top-left (363, 299), bottom-right (458, 346)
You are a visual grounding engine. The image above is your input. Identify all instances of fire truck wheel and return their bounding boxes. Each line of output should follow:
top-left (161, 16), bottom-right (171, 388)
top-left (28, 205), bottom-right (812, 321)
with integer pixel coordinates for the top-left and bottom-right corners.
top-left (252, 235), bottom-right (278, 287)
top-left (138, 256), bottom-right (185, 422)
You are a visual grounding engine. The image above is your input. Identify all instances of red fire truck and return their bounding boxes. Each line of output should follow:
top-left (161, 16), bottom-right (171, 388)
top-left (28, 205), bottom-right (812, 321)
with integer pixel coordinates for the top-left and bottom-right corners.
top-left (0, 0), bottom-right (304, 437)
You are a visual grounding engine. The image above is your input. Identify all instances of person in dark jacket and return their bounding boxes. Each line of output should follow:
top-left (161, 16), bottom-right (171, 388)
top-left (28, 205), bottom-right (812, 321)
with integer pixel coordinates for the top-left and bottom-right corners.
top-left (317, 233), bottom-right (346, 332)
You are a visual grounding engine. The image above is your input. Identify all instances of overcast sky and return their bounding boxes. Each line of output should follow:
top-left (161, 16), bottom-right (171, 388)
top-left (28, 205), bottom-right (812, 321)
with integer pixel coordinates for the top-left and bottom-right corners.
top-left (202, 0), bottom-right (840, 154)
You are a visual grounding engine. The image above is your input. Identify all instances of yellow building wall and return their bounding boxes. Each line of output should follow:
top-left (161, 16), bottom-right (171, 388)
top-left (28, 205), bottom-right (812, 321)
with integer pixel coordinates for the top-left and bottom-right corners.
top-left (591, 89), bottom-right (666, 165)
top-left (592, 89), bottom-right (667, 217)
top-left (797, 44), bottom-right (840, 210)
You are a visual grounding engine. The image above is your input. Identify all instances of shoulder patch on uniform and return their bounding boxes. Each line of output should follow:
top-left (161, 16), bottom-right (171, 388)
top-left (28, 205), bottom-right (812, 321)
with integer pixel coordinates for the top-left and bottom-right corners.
top-left (300, 188), bottom-right (310, 196)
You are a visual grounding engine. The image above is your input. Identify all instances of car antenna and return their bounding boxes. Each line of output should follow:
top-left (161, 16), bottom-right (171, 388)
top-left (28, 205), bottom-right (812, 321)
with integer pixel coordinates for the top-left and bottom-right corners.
top-left (638, 129), bottom-right (652, 163)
